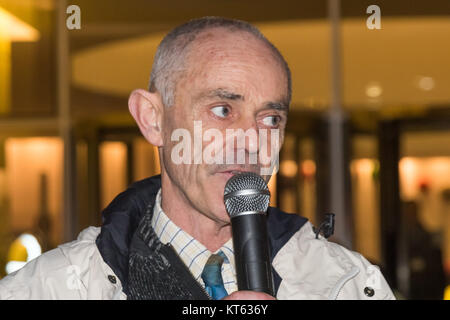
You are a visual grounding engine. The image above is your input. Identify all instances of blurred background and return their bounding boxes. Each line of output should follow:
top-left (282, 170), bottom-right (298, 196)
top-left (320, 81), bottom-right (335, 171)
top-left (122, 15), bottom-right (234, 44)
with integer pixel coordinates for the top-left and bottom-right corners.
top-left (0, 0), bottom-right (449, 300)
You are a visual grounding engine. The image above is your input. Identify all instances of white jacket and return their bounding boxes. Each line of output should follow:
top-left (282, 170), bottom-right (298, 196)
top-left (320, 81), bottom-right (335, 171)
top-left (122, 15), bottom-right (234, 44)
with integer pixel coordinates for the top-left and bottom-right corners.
top-left (0, 222), bottom-right (395, 300)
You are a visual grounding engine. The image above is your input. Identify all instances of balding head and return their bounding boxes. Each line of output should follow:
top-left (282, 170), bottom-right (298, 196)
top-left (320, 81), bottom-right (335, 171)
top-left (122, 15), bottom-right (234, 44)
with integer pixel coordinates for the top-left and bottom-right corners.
top-left (149, 16), bottom-right (292, 108)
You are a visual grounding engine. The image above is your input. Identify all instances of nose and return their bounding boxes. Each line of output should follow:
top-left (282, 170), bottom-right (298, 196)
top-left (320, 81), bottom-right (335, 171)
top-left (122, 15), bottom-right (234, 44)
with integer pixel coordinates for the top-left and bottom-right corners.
top-left (224, 117), bottom-right (259, 165)
top-left (244, 121), bottom-right (259, 155)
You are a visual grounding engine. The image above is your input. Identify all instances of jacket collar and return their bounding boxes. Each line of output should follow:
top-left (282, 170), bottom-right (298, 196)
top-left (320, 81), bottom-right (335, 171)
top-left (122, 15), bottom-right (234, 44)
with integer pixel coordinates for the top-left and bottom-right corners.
top-left (95, 175), bottom-right (308, 295)
top-left (95, 175), bottom-right (161, 294)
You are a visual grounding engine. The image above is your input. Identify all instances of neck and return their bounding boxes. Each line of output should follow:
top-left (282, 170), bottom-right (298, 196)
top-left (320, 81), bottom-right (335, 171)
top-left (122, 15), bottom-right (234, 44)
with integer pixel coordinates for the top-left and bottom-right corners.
top-left (160, 172), bottom-right (232, 252)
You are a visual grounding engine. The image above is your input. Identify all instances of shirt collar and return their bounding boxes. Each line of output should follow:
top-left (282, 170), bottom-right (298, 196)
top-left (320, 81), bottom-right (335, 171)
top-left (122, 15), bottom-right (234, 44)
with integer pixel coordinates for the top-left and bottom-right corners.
top-left (151, 188), bottom-right (235, 282)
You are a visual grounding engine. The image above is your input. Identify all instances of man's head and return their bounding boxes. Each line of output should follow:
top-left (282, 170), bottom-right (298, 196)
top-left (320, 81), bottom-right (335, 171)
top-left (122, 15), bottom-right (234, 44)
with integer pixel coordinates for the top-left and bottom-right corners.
top-left (129, 17), bottom-right (291, 227)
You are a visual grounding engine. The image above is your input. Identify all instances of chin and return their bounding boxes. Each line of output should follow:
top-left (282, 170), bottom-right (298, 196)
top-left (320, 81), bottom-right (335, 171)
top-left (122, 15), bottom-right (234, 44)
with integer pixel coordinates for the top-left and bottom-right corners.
top-left (199, 172), bottom-right (232, 222)
top-left (208, 193), bottom-right (230, 223)
top-left (216, 210), bottom-right (231, 225)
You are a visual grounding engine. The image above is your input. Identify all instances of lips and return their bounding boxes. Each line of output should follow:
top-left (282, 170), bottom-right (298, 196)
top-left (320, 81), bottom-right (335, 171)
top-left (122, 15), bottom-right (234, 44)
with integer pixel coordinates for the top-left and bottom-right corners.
top-left (216, 167), bottom-right (259, 176)
top-left (222, 170), bottom-right (247, 175)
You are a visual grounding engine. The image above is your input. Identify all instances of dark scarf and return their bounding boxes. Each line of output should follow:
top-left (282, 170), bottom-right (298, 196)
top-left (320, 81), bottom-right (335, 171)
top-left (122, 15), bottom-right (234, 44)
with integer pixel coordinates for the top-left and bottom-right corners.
top-left (127, 205), bottom-right (209, 300)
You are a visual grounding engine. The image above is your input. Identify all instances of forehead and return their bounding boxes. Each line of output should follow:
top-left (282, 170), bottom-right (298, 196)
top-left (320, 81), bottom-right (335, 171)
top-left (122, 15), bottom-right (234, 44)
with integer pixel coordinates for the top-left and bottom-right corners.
top-left (178, 29), bottom-right (288, 103)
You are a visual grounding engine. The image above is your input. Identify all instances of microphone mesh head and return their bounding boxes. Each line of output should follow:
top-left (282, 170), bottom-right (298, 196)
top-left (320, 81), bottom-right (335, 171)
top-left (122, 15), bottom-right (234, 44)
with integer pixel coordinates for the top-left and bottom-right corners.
top-left (224, 172), bottom-right (270, 218)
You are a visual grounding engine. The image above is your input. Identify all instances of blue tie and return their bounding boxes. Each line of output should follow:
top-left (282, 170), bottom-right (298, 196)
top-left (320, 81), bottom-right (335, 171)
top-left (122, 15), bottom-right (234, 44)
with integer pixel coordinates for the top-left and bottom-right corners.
top-left (201, 251), bottom-right (228, 300)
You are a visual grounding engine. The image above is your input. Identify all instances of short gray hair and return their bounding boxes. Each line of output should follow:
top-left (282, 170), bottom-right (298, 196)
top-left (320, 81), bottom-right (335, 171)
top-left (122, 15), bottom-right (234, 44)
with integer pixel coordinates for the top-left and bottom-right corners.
top-left (149, 16), bottom-right (292, 108)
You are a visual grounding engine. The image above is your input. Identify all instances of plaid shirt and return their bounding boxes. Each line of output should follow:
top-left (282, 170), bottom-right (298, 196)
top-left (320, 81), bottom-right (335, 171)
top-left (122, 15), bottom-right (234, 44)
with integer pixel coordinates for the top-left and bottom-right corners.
top-left (151, 189), bottom-right (238, 296)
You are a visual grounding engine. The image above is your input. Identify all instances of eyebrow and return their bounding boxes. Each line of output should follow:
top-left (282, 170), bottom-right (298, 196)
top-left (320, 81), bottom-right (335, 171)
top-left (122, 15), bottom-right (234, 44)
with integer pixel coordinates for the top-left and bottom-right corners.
top-left (265, 101), bottom-right (289, 112)
top-left (197, 88), bottom-right (289, 111)
top-left (203, 88), bottom-right (244, 101)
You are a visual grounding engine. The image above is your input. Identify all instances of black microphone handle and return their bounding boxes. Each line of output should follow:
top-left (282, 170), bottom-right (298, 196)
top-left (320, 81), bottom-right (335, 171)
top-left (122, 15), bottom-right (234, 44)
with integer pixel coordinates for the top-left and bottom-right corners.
top-left (231, 213), bottom-right (275, 296)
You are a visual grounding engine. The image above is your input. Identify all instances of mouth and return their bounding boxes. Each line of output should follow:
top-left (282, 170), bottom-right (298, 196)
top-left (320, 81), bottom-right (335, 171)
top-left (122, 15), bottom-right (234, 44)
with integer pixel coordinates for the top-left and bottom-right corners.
top-left (216, 168), bottom-right (258, 178)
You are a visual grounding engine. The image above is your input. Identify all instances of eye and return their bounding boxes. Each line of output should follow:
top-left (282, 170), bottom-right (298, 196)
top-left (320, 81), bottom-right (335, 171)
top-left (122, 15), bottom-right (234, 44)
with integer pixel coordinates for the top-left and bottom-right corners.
top-left (262, 115), bottom-right (281, 127)
top-left (210, 105), bottom-right (231, 118)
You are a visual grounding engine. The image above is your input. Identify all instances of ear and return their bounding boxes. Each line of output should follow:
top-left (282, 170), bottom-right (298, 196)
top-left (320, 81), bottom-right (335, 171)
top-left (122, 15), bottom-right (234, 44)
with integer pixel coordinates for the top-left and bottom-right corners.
top-left (128, 89), bottom-right (164, 147)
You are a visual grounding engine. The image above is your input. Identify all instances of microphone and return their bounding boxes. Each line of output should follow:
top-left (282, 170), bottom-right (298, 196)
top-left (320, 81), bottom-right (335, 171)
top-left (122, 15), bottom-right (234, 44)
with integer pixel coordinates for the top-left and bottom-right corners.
top-left (224, 172), bottom-right (274, 296)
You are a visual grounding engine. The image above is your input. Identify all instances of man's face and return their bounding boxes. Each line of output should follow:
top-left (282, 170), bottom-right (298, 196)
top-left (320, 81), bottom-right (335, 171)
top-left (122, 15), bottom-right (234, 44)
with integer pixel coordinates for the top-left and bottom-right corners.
top-left (160, 29), bottom-right (289, 225)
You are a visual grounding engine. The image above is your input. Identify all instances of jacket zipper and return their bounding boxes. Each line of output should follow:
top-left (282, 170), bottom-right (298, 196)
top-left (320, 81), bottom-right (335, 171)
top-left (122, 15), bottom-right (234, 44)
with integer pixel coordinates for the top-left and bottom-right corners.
top-left (165, 243), bottom-right (213, 300)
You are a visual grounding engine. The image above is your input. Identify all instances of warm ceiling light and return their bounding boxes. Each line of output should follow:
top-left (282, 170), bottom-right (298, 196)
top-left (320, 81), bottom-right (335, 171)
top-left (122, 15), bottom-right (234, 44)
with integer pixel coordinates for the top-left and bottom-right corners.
top-left (13, 0), bottom-right (54, 11)
top-left (417, 76), bottom-right (435, 91)
top-left (0, 6), bottom-right (40, 41)
top-left (365, 82), bottom-right (383, 98)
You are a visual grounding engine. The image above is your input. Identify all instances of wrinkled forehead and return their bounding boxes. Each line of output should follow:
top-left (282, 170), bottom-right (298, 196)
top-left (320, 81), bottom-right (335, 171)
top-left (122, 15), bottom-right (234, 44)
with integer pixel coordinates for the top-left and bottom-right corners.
top-left (185, 28), bottom-right (283, 71)
top-left (168, 27), bottom-right (290, 109)
top-left (178, 28), bottom-right (288, 99)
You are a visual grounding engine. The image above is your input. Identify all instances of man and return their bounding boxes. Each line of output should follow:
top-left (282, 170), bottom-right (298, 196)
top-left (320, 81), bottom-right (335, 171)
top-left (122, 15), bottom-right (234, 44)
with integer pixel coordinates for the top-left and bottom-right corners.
top-left (0, 17), bottom-right (395, 300)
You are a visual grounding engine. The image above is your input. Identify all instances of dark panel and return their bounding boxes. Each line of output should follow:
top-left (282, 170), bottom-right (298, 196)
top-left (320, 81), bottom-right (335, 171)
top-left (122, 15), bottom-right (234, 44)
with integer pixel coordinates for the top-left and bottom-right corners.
top-left (378, 120), bottom-right (401, 289)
